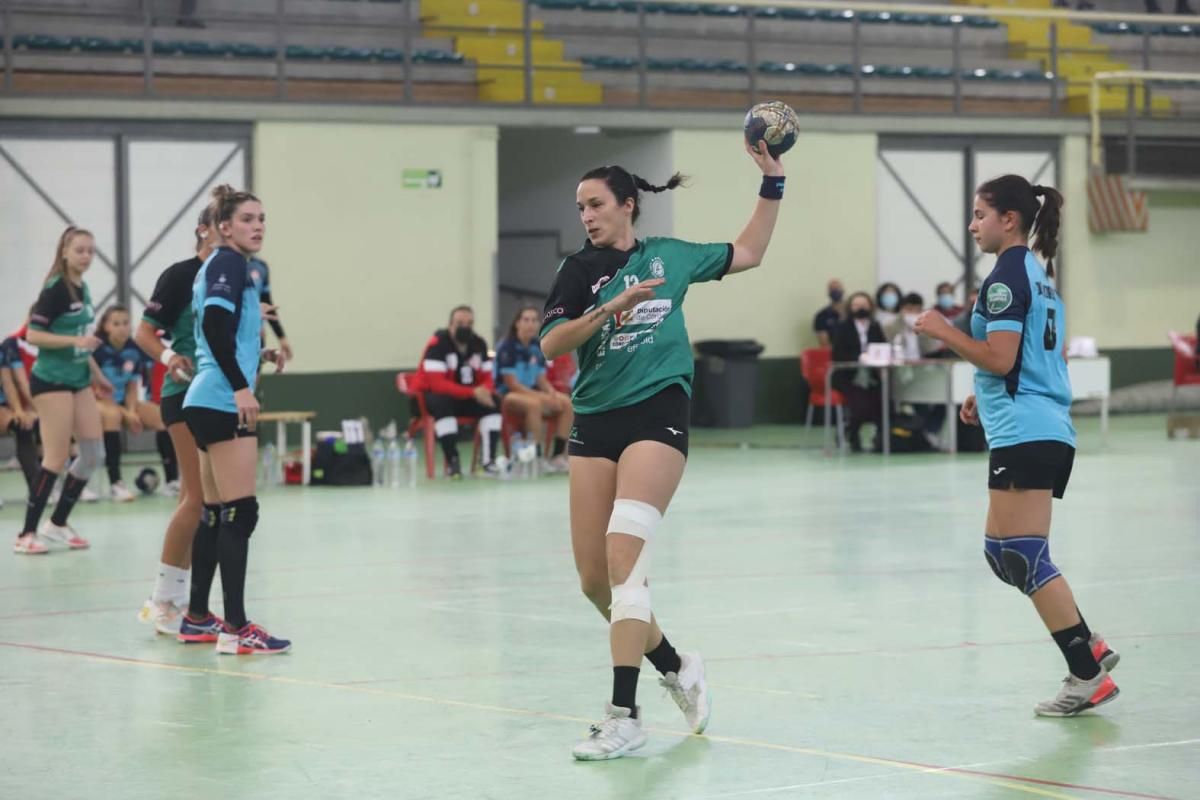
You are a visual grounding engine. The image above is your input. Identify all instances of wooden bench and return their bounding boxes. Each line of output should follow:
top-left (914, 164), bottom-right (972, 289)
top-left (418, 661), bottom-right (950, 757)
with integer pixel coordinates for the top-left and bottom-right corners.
top-left (258, 411), bottom-right (317, 485)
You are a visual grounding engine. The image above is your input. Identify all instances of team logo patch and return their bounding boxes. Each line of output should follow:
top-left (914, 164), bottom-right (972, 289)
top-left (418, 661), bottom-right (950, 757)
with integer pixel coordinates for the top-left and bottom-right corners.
top-left (986, 283), bottom-right (1013, 314)
top-left (649, 257), bottom-right (665, 279)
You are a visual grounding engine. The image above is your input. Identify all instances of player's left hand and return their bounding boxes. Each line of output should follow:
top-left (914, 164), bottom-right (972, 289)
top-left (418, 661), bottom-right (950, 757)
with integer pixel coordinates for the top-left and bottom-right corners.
top-left (92, 374), bottom-right (114, 398)
top-left (262, 348), bottom-right (287, 374)
top-left (16, 409), bottom-right (37, 430)
top-left (260, 303), bottom-right (279, 321)
top-left (746, 140), bottom-right (785, 177)
top-left (914, 310), bottom-right (951, 340)
top-left (125, 410), bottom-right (144, 435)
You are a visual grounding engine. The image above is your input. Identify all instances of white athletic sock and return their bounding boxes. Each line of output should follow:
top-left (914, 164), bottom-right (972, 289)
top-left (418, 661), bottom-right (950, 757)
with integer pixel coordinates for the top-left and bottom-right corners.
top-left (152, 563), bottom-right (190, 605)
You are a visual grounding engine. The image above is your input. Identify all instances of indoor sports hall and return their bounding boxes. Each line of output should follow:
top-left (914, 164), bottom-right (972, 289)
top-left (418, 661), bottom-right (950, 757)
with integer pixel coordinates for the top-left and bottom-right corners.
top-left (1, 1), bottom-right (1197, 798)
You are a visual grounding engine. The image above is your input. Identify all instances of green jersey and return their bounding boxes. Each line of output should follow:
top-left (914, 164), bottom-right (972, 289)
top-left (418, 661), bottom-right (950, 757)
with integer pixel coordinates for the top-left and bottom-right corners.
top-left (142, 256), bottom-right (203, 398)
top-left (540, 237), bottom-right (732, 415)
top-left (29, 277), bottom-right (94, 389)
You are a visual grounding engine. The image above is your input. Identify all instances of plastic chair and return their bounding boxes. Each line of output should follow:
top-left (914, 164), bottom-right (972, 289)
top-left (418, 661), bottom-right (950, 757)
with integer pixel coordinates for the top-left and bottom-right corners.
top-left (800, 347), bottom-right (845, 446)
top-left (1169, 333), bottom-right (1200, 413)
top-left (396, 372), bottom-right (483, 479)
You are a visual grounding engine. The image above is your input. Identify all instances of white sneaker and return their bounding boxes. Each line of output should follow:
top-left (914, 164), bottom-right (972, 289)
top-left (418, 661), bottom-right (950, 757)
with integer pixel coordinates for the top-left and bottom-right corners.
top-left (109, 481), bottom-right (136, 503)
top-left (158, 480), bottom-right (181, 498)
top-left (80, 486), bottom-right (99, 503)
top-left (1034, 670), bottom-right (1120, 717)
top-left (659, 652), bottom-right (711, 734)
top-left (540, 455), bottom-right (570, 475)
top-left (138, 598), bottom-right (187, 635)
top-left (13, 533), bottom-right (49, 555)
top-left (38, 521), bottom-right (90, 550)
top-left (572, 703), bottom-right (646, 761)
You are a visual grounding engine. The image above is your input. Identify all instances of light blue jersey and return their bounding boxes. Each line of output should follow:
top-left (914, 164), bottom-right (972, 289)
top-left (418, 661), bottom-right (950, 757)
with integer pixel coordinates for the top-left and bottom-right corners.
top-left (183, 247), bottom-right (263, 414)
top-left (970, 245), bottom-right (1075, 449)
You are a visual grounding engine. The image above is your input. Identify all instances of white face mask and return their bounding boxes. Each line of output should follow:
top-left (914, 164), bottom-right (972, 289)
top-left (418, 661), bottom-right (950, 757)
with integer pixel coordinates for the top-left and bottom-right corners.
top-left (904, 313), bottom-right (920, 327)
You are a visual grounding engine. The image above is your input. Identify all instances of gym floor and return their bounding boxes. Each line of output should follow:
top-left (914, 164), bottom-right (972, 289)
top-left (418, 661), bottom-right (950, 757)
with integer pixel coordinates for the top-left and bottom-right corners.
top-left (0, 414), bottom-right (1196, 799)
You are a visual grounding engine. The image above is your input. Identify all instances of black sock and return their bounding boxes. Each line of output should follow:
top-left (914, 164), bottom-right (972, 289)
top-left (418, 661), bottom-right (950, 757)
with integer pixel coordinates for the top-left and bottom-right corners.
top-left (50, 474), bottom-right (88, 527)
top-left (487, 430), bottom-right (501, 464)
top-left (552, 437), bottom-right (567, 458)
top-left (188, 504), bottom-right (221, 618)
top-left (1075, 607), bottom-right (1093, 641)
top-left (14, 427), bottom-right (40, 491)
top-left (437, 433), bottom-right (459, 463)
top-left (156, 431), bottom-right (178, 483)
top-left (217, 497), bottom-right (258, 631)
top-left (22, 467), bottom-right (58, 534)
top-left (612, 666), bottom-right (640, 717)
top-left (103, 431), bottom-right (122, 484)
top-left (1052, 621), bottom-right (1101, 680)
top-left (644, 634), bottom-right (683, 676)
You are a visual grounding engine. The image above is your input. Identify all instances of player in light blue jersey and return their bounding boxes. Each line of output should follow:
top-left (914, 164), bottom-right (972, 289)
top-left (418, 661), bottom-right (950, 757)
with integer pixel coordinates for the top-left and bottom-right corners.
top-left (180, 184), bottom-right (290, 656)
top-left (917, 174), bottom-right (1119, 717)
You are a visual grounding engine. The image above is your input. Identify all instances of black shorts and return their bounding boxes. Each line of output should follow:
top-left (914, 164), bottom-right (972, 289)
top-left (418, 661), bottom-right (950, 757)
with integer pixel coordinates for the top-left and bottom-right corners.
top-left (160, 392), bottom-right (186, 427)
top-left (569, 384), bottom-right (690, 462)
top-left (30, 375), bottom-right (87, 397)
top-left (988, 440), bottom-right (1075, 499)
top-left (184, 406), bottom-right (254, 452)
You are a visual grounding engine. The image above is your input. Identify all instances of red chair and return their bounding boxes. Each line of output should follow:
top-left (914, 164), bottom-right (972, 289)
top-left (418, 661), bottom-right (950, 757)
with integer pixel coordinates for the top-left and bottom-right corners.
top-left (800, 347), bottom-right (845, 446)
top-left (546, 353), bottom-right (577, 394)
top-left (396, 372), bottom-right (483, 479)
top-left (1170, 333), bottom-right (1200, 414)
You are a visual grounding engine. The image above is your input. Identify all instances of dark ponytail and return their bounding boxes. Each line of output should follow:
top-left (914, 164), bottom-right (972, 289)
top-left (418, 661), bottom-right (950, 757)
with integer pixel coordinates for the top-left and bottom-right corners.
top-left (579, 165), bottom-right (686, 223)
top-left (1030, 184), bottom-right (1063, 278)
top-left (976, 174), bottom-right (1064, 278)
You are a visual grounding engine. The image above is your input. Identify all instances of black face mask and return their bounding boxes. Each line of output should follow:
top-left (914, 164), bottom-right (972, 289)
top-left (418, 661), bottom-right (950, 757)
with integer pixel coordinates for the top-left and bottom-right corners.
top-left (453, 326), bottom-right (473, 344)
top-left (852, 308), bottom-right (872, 320)
top-left (829, 288), bottom-right (845, 303)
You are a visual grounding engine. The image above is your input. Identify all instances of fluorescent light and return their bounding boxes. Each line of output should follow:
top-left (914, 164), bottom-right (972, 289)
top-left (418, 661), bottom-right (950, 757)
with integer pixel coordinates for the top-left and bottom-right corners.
top-left (574, 126), bottom-right (601, 134)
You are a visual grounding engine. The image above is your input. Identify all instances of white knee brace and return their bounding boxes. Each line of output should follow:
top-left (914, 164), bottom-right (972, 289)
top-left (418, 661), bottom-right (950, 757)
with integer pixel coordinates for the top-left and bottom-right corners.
top-left (607, 499), bottom-right (662, 624)
top-left (69, 438), bottom-right (105, 481)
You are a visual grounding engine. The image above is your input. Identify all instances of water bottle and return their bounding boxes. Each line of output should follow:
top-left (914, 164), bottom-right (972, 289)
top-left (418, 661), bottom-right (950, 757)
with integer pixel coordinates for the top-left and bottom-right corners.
top-left (261, 442), bottom-right (276, 487)
top-left (511, 433), bottom-right (526, 479)
top-left (387, 438), bottom-right (402, 488)
top-left (402, 436), bottom-right (418, 488)
top-left (371, 438), bottom-right (386, 487)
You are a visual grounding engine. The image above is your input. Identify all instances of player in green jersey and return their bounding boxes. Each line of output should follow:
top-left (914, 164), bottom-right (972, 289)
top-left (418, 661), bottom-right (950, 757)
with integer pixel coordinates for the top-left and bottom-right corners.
top-left (16, 227), bottom-right (112, 555)
top-left (134, 206), bottom-right (215, 635)
top-left (542, 140), bottom-right (786, 760)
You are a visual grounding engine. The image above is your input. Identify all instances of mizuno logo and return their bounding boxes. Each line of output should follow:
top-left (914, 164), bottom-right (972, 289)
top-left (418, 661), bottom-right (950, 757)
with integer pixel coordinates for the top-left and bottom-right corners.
top-left (992, 467), bottom-right (1007, 475)
top-left (666, 427), bottom-right (683, 437)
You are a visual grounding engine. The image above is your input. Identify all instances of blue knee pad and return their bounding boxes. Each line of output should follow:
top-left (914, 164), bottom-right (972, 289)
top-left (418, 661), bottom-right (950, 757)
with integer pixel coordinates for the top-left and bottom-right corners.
top-left (984, 536), bottom-right (1060, 596)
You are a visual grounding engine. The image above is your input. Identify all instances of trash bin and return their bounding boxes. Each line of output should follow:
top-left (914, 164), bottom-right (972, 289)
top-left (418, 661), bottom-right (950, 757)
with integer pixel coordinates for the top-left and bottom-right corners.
top-left (692, 339), bottom-right (765, 428)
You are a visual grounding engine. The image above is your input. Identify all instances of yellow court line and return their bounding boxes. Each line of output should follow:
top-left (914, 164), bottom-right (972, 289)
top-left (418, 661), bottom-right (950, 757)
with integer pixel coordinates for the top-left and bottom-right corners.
top-left (0, 640), bottom-right (1081, 799)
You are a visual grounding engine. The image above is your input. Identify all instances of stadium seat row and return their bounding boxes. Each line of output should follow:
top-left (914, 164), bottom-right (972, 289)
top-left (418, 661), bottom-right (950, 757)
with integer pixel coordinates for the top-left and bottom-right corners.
top-left (581, 55), bottom-right (1054, 82)
top-left (9, 35), bottom-right (464, 64)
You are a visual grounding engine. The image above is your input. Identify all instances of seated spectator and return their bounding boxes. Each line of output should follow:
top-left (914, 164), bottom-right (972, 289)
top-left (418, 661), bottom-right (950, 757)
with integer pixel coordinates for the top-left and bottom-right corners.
top-left (954, 287), bottom-right (980, 336)
top-left (812, 278), bottom-right (845, 347)
top-left (414, 305), bottom-right (502, 479)
top-left (884, 292), bottom-right (937, 361)
top-left (93, 305), bottom-right (173, 502)
top-left (875, 281), bottom-right (902, 331)
top-left (0, 331), bottom-right (40, 495)
top-left (495, 306), bottom-right (573, 473)
top-left (832, 292), bottom-right (886, 452)
top-left (934, 281), bottom-right (963, 318)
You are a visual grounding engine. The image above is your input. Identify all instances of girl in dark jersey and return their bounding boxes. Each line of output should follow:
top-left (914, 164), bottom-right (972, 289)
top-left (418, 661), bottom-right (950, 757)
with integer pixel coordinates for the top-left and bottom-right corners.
top-left (15, 227), bottom-right (111, 555)
top-left (541, 141), bottom-right (785, 760)
top-left (134, 207), bottom-right (215, 635)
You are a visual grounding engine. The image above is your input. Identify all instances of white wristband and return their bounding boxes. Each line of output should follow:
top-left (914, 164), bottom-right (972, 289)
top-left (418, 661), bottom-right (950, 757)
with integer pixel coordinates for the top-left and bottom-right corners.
top-left (159, 348), bottom-right (177, 366)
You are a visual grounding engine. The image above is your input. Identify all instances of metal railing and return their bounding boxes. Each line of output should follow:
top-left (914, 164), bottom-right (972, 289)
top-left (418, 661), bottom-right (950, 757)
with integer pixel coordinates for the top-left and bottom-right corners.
top-left (1, 0), bottom-right (1198, 119)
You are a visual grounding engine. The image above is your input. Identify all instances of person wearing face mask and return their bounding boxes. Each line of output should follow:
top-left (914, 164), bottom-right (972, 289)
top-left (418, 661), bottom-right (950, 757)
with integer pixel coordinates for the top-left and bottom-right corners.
top-left (832, 292), bottom-right (887, 452)
top-left (874, 282), bottom-right (902, 330)
top-left (935, 281), bottom-right (963, 318)
top-left (414, 305), bottom-right (503, 478)
top-left (883, 292), bottom-right (936, 361)
top-left (812, 278), bottom-right (845, 347)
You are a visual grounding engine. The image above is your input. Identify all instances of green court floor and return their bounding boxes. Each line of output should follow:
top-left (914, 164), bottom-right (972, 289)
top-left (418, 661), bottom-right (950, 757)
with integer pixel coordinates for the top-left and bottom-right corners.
top-left (0, 414), bottom-right (1196, 799)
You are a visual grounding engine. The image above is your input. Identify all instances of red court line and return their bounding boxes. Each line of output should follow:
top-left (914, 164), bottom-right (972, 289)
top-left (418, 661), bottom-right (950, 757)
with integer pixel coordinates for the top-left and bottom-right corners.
top-left (0, 638), bottom-right (1178, 800)
top-left (888, 756), bottom-right (1179, 800)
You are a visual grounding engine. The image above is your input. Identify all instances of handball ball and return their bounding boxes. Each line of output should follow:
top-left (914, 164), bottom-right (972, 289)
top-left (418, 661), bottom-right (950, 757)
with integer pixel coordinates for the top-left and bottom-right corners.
top-left (744, 100), bottom-right (799, 158)
top-left (135, 467), bottom-right (160, 496)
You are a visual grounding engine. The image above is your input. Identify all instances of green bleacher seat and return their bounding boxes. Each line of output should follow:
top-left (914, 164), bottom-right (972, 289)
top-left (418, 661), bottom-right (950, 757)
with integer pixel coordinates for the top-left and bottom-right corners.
top-left (230, 43), bottom-right (276, 59)
top-left (19, 35), bottom-right (75, 51)
top-left (581, 0), bottom-right (621, 12)
top-left (330, 46), bottom-right (374, 61)
top-left (285, 44), bottom-right (327, 60)
top-left (700, 4), bottom-right (745, 17)
top-left (377, 47), bottom-right (405, 62)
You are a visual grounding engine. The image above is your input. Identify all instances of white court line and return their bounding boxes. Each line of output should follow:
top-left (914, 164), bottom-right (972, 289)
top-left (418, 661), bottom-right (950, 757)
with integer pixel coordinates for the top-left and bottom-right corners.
top-left (696, 758), bottom-right (1033, 799)
top-left (1101, 738), bottom-right (1200, 753)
